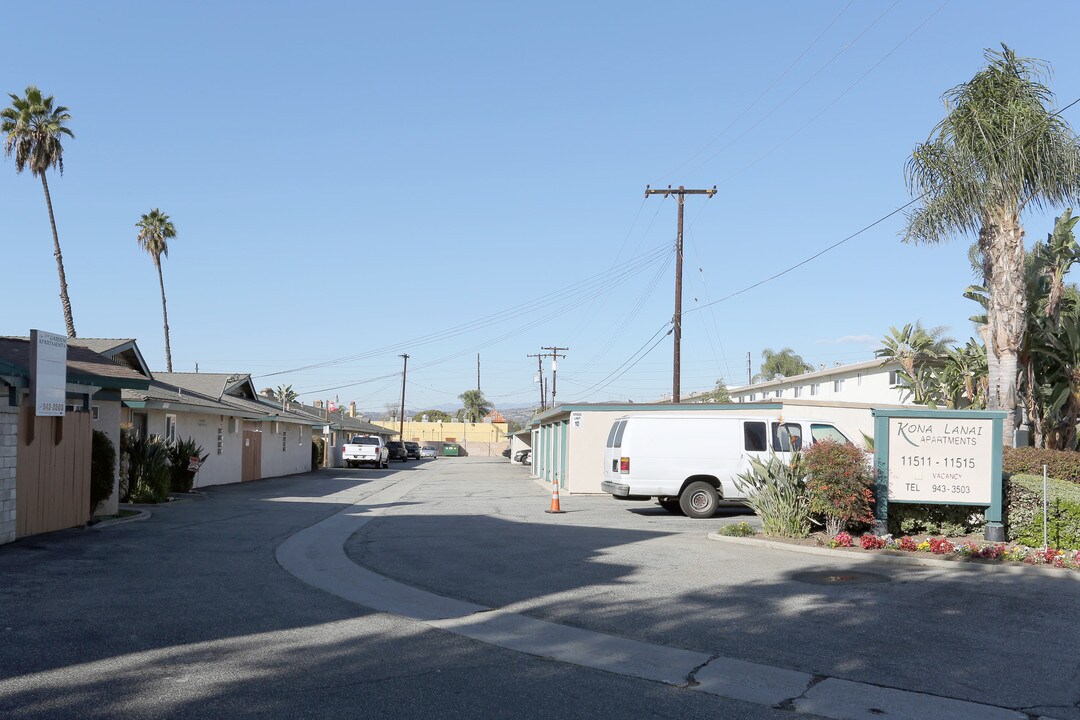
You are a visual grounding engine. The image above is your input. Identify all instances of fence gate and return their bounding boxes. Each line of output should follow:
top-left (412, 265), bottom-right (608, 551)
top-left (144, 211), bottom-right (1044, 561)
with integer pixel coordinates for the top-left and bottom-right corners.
top-left (242, 430), bottom-right (262, 482)
top-left (16, 407), bottom-right (93, 538)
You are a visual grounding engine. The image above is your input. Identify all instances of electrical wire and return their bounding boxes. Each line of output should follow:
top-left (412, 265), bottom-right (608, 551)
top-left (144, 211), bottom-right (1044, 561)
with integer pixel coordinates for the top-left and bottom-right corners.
top-left (685, 92), bottom-right (1080, 317)
top-left (669, 0), bottom-right (856, 178)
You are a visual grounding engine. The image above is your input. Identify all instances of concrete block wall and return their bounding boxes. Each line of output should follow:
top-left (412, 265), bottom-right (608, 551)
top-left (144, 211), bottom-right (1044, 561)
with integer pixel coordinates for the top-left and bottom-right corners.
top-left (0, 405), bottom-right (17, 545)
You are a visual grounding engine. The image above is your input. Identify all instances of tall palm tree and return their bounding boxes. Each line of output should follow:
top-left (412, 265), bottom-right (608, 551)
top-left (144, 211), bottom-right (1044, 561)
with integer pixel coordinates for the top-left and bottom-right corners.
top-left (754, 348), bottom-right (813, 382)
top-left (904, 45), bottom-right (1080, 443)
top-left (136, 209), bottom-right (177, 372)
top-left (1, 86), bottom-right (76, 337)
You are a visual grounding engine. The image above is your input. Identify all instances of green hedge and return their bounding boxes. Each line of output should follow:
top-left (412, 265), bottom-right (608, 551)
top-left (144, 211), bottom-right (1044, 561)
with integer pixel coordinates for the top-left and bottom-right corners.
top-left (1003, 447), bottom-right (1080, 483)
top-left (1006, 473), bottom-right (1080, 550)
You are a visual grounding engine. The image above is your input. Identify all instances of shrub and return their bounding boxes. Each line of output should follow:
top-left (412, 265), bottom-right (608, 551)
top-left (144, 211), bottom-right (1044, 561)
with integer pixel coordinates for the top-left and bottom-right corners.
top-left (1006, 473), bottom-right (1080, 550)
top-left (717, 521), bottom-right (756, 537)
top-left (125, 434), bottom-right (172, 504)
top-left (312, 438), bottom-right (325, 468)
top-left (167, 437), bottom-right (209, 493)
top-left (1003, 447), bottom-right (1080, 484)
top-left (734, 452), bottom-right (812, 538)
top-left (90, 430), bottom-right (116, 517)
top-left (887, 503), bottom-right (983, 537)
top-left (804, 440), bottom-right (875, 536)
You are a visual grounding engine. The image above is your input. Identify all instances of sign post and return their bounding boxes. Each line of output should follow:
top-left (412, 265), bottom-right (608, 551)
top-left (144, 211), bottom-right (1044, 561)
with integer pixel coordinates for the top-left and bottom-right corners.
top-left (873, 408), bottom-right (1006, 541)
top-left (30, 329), bottom-right (67, 417)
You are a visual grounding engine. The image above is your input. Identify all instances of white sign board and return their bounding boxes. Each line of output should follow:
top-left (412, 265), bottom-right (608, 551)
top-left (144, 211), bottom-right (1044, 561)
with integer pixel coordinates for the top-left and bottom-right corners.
top-left (30, 329), bottom-right (67, 417)
top-left (570, 412), bottom-right (583, 429)
top-left (886, 417), bottom-right (994, 504)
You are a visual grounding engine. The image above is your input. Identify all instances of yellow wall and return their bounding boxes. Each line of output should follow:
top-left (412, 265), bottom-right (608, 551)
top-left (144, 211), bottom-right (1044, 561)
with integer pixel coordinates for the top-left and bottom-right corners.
top-left (372, 420), bottom-right (508, 443)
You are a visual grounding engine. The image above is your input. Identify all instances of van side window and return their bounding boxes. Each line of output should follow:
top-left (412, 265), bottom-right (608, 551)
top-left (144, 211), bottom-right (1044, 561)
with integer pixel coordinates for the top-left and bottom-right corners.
top-left (811, 424), bottom-right (850, 444)
top-left (743, 422), bottom-right (767, 452)
top-left (612, 421), bottom-right (627, 449)
top-left (771, 422), bottom-right (803, 452)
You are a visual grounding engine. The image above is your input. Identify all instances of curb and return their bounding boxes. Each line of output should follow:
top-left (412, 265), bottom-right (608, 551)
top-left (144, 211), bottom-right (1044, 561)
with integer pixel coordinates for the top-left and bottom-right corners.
top-left (706, 532), bottom-right (1080, 580)
top-left (90, 508), bottom-right (151, 530)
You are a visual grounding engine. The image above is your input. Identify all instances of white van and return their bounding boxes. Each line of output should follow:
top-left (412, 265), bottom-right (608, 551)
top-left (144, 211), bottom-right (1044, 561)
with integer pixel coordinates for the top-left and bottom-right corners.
top-left (599, 414), bottom-right (851, 518)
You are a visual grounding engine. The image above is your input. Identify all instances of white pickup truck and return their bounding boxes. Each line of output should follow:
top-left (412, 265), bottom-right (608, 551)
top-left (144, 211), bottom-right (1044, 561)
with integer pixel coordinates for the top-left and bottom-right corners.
top-left (341, 435), bottom-right (389, 469)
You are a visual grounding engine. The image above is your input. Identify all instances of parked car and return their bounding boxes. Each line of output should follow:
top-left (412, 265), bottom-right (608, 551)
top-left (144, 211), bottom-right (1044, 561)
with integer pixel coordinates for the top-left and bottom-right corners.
top-left (420, 445), bottom-right (438, 459)
top-left (404, 441), bottom-right (421, 460)
top-left (514, 448), bottom-right (531, 465)
top-left (600, 413), bottom-right (852, 519)
top-left (386, 441), bottom-right (409, 462)
top-left (502, 447), bottom-right (512, 458)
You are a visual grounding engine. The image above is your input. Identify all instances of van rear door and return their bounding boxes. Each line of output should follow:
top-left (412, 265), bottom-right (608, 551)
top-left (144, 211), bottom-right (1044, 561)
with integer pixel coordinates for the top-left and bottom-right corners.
top-left (603, 418), bottom-right (628, 479)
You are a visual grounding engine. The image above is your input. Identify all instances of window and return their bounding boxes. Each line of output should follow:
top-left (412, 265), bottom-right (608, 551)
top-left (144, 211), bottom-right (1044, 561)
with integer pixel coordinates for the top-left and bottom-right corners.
top-left (811, 424), bottom-right (850, 444)
top-left (888, 370), bottom-right (899, 386)
top-left (857, 372), bottom-right (863, 386)
top-left (794, 386), bottom-right (803, 398)
top-left (771, 422), bottom-right (804, 452)
top-left (165, 414), bottom-right (177, 444)
top-left (282, 429), bottom-right (288, 452)
top-left (833, 378), bottom-right (844, 393)
top-left (228, 417), bottom-right (238, 434)
top-left (748, 393), bottom-right (756, 401)
top-left (743, 422), bottom-right (767, 452)
top-left (605, 421), bottom-right (621, 448)
top-left (217, 427), bottom-right (224, 455)
top-left (810, 384), bottom-right (819, 397)
top-left (774, 389), bottom-right (782, 398)
top-left (612, 421), bottom-right (627, 449)
top-left (298, 426), bottom-right (303, 445)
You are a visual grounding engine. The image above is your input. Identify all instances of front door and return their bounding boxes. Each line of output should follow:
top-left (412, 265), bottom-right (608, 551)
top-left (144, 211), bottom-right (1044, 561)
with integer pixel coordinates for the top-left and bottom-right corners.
top-left (242, 430), bottom-right (262, 482)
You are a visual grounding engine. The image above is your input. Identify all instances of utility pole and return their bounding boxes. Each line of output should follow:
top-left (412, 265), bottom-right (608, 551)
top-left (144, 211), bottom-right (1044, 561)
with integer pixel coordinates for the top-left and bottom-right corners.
top-left (747, 352), bottom-right (752, 385)
top-left (477, 353), bottom-right (481, 392)
top-left (542, 346), bottom-right (568, 408)
top-left (527, 353), bottom-right (545, 410)
top-left (645, 184), bottom-right (717, 403)
top-left (398, 354), bottom-right (409, 439)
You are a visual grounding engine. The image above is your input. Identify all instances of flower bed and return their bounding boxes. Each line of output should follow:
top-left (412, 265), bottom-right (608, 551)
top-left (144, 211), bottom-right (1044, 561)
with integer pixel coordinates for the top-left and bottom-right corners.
top-left (825, 533), bottom-right (1080, 570)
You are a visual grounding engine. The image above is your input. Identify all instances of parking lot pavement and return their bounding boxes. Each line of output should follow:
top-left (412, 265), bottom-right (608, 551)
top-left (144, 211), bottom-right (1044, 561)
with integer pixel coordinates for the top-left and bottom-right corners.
top-left (344, 457), bottom-right (1080, 719)
top-left (0, 465), bottom-right (807, 720)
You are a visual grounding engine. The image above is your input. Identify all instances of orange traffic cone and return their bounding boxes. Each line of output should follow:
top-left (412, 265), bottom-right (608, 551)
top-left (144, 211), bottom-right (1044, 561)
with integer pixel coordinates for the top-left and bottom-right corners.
top-left (545, 478), bottom-right (565, 514)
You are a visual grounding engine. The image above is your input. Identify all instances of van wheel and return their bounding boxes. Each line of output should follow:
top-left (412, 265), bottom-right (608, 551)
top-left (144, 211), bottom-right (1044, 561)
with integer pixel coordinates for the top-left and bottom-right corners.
top-left (658, 499), bottom-right (683, 515)
top-left (679, 482), bottom-right (719, 519)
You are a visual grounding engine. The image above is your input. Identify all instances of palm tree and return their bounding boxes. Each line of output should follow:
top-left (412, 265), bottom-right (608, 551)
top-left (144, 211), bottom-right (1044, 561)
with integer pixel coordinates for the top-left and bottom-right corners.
top-left (904, 45), bottom-right (1080, 443)
top-left (754, 348), bottom-right (813, 382)
top-left (136, 209), bottom-right (177, 372)
top-left (1, 86), bottom-right (76, 337)
top-left (876, 322), bottom-right (954, 405)
top-left (458, 389), bottom-right (492, 423)
top-left (275, 384), bottom-right (298, 411)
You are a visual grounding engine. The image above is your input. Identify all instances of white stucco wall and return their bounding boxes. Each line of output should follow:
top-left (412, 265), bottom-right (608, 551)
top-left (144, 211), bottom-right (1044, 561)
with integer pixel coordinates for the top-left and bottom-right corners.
top-left (93, 399), bottom-right (122, 516)
top-left (260, 421), bottom-right (313, 478)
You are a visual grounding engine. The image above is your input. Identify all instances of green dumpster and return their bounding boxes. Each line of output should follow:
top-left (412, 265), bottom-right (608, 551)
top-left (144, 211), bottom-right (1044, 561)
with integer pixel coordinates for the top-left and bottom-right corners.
top-left (442, 443), bottom-right (460, 457)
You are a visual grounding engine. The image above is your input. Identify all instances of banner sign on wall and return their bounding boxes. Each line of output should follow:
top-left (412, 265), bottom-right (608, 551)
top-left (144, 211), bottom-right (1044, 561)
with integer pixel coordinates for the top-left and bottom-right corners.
top-left (30, 329), bottom-right (67, 417)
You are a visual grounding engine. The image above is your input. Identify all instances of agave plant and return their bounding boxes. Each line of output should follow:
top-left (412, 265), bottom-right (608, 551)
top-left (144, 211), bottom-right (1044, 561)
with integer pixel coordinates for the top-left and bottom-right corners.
top-left (733, 452), bottom-right (812, 538)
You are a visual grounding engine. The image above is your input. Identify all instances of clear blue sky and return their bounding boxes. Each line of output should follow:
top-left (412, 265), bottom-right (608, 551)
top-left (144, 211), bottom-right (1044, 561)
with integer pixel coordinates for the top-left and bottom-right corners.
top-left (4, 1), bottom-right (1080, 414)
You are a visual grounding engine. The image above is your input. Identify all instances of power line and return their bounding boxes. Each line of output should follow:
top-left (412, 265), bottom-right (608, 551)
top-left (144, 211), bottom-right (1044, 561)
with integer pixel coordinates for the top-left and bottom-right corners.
top-left (255, 242), bottom-right (671, 379)
top-left (685, 92), bottom-right (1080, 317)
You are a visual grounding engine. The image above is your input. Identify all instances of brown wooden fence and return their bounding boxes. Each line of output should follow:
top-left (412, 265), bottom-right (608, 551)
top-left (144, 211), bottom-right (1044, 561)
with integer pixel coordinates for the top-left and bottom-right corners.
top-left (16, 407), bottom-right (92, 538)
